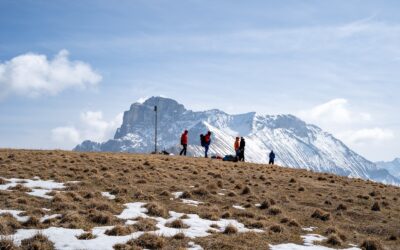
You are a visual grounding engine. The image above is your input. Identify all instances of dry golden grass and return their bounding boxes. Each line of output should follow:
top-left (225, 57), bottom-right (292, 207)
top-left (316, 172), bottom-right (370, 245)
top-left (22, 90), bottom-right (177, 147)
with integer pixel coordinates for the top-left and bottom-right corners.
top-left (0, 149), bottom-right (399, 249)
top-left (0, 214), bottom-right (21, 235)
top-left (0, 236), bottom-right (18, 250)
top-left (76, 232), bottom-right (97, 240)
top-left (20, 233), bottom-right (54, 250)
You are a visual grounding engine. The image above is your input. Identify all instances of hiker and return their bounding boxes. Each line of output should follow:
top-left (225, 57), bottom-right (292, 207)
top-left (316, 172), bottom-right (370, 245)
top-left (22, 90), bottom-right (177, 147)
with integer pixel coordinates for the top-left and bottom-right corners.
top-left (269, 150), bottom-right (275, 165)
top-left (180, 130), bottom-right (188, 156)
top-left (239, 137), bottom-right (245, 161)
top-left (234, 137), bottom-right (240, 160)
top-left (203, 131), bottom-right (212, 158)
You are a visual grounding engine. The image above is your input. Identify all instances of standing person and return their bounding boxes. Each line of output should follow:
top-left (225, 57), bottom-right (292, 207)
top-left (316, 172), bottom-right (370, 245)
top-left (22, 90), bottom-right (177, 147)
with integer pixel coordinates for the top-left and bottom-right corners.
top-left (234, 137), bottom-right (240, 160)
top-left (180, 130), bottom-right (188, 156)
top-left (204, 131), bottom-right (212, 158)
top-left (239, 137), bottom-right (245, 161)
top-left (269, 150), bottom-right (275, 165)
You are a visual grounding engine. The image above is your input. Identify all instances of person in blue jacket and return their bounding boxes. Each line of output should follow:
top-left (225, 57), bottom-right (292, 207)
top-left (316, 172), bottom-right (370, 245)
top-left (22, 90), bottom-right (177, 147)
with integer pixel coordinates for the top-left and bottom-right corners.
top-left (269, 150), bottom-right (275, 165)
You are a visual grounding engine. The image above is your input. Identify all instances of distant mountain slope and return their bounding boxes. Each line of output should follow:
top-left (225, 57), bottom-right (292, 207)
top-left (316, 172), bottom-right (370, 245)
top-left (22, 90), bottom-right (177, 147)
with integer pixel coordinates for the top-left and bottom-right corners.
top-left (74, 97), bottom-right (399, 185)
top-left (376, 158), bottom-right (400, 179)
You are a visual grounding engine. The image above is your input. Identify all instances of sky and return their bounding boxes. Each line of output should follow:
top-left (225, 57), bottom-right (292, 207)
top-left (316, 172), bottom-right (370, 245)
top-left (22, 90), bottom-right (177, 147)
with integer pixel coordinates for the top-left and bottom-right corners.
top-left (0, 0), bottom-right (399, 161)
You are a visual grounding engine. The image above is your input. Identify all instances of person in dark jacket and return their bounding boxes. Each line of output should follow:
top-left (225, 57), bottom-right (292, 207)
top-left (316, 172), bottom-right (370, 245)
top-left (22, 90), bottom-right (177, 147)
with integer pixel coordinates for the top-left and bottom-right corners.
top-left (180, 130), bottom-right (188, 156)
top-left (269, 150), bottom-right (275, 165)
top-left (204, 131), bottom-right (211, 158)
top-left (239, 137), bottom-right (245, 161)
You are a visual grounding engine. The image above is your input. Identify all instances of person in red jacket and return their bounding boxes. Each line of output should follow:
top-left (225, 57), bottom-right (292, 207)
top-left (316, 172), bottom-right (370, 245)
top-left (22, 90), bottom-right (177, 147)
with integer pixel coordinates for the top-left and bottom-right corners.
top-left (180, 130), bottom-right (188, 156)
top-left (234, 137), bottom-right (240, 160)
top-left (204, 131), bottom-right (211, 158)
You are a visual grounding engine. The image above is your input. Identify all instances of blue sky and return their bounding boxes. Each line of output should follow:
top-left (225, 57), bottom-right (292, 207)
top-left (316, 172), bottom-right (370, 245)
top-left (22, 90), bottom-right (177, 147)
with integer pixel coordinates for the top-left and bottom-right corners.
top-left (0, 0), bottom-right (399, 161)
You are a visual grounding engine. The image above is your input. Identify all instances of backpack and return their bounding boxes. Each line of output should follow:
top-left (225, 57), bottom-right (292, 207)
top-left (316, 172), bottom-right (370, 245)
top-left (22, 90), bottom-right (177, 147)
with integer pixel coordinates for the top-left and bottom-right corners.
top-left (223, 155), bottom-right (238, 162)
top-left (200, 134), bottom-right (205, 147)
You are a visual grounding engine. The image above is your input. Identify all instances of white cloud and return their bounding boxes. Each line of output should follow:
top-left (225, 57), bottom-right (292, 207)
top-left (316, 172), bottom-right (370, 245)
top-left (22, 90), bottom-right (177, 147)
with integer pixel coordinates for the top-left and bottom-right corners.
top-left (51, 111), bottom-right (123, 149)
top-left (79, 111), bottom-right (123, 142)
top-left (51, 126), bottom-right (81, 148)
top-left (340, 128), bottom-right (395, 144)
top-left (298, 98), bottom-right (371, 124)
top-left (298, 99), bottom-right (396, 149)
top-left (0, 50), bottom-right (102, 98)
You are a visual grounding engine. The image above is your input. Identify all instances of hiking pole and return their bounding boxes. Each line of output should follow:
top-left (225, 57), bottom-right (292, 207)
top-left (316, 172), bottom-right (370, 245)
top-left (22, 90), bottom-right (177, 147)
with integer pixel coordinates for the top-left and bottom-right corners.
top-left (154, 105), bottom-right (158, 154)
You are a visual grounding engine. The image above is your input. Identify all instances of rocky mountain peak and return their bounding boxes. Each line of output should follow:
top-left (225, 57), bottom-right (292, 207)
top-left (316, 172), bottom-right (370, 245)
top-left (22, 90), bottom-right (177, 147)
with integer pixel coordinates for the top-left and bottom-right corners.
top-left (75, 97), bottom-right (400, 186)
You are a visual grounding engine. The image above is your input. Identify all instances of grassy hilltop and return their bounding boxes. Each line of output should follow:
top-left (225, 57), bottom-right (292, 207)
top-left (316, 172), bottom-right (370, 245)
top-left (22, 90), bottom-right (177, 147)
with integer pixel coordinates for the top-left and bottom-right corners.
top-left (0, 149), bottom-right (399, 249)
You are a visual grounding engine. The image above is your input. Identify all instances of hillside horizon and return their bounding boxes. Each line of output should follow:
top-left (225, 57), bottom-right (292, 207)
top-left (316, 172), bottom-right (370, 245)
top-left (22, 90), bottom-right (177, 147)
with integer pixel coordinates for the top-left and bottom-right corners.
top-left (0, 149), bottom-right (399, 249)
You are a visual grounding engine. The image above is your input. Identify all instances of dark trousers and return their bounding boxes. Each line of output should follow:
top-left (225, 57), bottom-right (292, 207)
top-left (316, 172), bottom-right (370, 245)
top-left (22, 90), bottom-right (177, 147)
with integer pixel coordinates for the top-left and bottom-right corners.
top-left (204, 145), bottom-right (209, 158)
top-left (180, 144), bottom-right (187, 156)
top-left (269, 159), bottom-right (274, 165)
top-left (236, 149), bottom-right (244, 161)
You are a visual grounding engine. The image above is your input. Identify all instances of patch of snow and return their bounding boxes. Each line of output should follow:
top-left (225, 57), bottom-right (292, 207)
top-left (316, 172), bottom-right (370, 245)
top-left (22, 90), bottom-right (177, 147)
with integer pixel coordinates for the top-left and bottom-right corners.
top-left (172, 191), bottom-right (183, 199)
top-left (42, 208), bottom-right (51, 212)
top-left (217, 193), bottom-right (225, 196)
top-left (116, 202), bottom-right (148, 220)
top-left (172, 191), bottom-right (203, 206)
top-left (302, 234), bottom-right (326, 246)
top-left (1, 202), bottom-right (263, 250)
top-left (255, 203), bottom-right (261, 207)
top-left (0, 210), bottom-right (29, 222)
top-left (67, 181), bottom-right (81, 184)
top-left (40, 214), bottom-right (62, 223)
top-left (27, 189), bottom-right (54, 199)
top-left (154, 210), bottom-right (262, 238)
top-left (188, 241), bottom-right (204, 250)
top-left (233, 205), bottom-right (245, 210)
top-left (0, 177), bottom-right (66, 199)
top-left (270, 234), bottom-right (361, 250)
top-left (302, 227), bottom-right (317, 232)
top-left (101, 192), bottom-right (116, 200)
top-left (181, 199), bottom-right (203, 207)
top-left (2, 227), bottom-right (144, 250)
top-left (117, 202), bottom-right (261, 238)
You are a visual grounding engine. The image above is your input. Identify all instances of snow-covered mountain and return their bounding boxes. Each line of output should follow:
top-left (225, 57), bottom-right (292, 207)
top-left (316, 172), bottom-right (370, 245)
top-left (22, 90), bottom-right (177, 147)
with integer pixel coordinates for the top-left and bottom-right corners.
top-left (376, 158), bottom-right (400, 179)
top-left (74, 97), bottom-right (400, 185)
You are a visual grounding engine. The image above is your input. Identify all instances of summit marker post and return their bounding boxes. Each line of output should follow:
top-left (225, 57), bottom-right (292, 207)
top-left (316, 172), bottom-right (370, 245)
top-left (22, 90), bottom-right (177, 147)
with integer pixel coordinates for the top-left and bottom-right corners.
top-left (154, 105), bottom-right (158, 153)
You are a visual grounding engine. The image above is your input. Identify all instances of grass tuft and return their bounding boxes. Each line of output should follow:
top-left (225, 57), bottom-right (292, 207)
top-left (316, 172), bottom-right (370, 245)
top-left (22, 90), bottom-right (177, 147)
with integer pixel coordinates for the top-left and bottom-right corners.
top-left (20, 233), bottom-right (54, 250)
top-left (131, 233), bottom-right (165, 249)
top-left (0, 237), bottom-right (18, 250)
top-left (223, 224), bottom-right (238, 234)
top-left (311, 209), bottom-right (330, 221)
top-left (165, 219), bottom-right (189, 229)
top-left (360, 239), bottom-right (383, 250)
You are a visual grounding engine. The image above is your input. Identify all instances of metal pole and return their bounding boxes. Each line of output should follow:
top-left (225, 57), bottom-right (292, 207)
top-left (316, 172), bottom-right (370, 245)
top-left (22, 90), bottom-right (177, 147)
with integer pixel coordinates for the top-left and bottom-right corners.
top-left (154, 105), bottom-right (157, 153)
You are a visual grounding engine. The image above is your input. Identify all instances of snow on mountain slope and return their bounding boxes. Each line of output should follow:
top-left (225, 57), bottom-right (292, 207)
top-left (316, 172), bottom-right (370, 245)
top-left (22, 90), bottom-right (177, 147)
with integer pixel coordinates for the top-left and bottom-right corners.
top-left (74, 97), bottom-right (400, 185)
top-left (376, 158), bottom-right (400, 179)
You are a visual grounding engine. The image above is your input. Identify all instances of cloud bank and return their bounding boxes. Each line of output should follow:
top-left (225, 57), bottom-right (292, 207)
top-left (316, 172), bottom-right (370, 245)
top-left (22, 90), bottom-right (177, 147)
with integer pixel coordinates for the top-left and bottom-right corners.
top-left (298, 99), bottom-right (394, 146)
top-left (298, 98), bottom-right (371, 124)
top-left (51, 111), bottom-right (122, 149)
top-left (0, 50), bottom-right (102, 98)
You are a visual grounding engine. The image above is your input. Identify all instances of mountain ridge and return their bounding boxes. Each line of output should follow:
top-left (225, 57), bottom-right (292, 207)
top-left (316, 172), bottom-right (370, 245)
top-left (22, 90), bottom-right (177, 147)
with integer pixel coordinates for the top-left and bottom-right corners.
top-left (74, 96), bottom-right (399, 185)
top-left (376, 158), bottom-right (400, 179)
